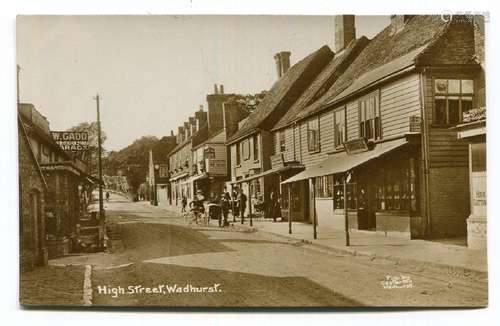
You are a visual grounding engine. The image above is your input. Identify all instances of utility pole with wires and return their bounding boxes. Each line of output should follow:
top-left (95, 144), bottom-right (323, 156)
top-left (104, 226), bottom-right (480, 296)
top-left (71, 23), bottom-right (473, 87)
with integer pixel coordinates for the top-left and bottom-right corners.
top-left (94, 93), bottom-right (105, 220)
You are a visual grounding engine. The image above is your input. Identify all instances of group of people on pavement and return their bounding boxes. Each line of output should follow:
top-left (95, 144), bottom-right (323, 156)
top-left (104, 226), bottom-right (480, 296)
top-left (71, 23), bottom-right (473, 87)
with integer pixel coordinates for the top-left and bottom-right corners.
top-left (180, 187), bottom-right (249, 227)
top-left (180, 186), bottom-right (282, 226)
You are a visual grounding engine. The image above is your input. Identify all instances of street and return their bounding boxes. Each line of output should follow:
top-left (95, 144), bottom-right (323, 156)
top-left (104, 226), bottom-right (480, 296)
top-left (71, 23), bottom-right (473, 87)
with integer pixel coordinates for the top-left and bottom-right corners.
top-left (47, 193), bottom-right (487, 307)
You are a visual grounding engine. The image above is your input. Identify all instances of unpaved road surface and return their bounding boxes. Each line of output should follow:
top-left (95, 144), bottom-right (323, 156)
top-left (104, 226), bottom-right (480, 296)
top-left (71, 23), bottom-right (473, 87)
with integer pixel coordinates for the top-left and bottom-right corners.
top-left (50, 193), bottom-right (488, 308)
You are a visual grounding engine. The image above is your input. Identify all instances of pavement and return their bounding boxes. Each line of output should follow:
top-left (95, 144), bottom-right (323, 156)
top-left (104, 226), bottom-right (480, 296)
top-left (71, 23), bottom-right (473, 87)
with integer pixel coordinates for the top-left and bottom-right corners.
top-left (155, 200), bottom-right (488, 277)
top-left (19, 265), bottom-right (86, 306)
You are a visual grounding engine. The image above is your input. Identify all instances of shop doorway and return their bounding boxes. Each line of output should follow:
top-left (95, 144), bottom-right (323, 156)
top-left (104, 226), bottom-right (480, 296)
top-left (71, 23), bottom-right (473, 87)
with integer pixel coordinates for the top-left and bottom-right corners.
top-left (357, 184), bottom-right (376, 230)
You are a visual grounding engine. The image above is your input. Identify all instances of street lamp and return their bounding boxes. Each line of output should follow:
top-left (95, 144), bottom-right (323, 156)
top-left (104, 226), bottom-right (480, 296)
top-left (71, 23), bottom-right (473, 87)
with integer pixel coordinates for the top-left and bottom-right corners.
top-left (153, 164), bottom-right (159, 206)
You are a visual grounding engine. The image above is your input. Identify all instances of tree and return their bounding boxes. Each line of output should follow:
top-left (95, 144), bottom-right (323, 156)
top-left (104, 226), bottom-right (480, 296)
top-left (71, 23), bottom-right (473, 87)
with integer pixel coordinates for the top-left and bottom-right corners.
top-left (103, 135), bottom-right (159, 196)
top-left (66, 121), bottom-right (107, 175)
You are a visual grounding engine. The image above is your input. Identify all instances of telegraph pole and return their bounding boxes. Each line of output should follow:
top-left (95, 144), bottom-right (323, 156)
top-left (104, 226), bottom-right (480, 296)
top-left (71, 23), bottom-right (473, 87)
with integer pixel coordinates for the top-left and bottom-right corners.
top-left (94, 93), bottom-right (104, 220)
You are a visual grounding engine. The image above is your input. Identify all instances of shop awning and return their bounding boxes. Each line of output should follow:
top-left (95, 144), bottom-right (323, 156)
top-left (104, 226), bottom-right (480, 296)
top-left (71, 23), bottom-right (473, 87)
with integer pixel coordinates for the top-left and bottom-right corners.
top-left (281, 137), bottom-right (409, 184)
top-left (169, 172), bottom-right (189, 182)
top-left (84, 174), bottom-right (103, 186)
top-left (233, 164), bottom-right (304, 184)
top-left (190, 173), bottom-right (209, 182)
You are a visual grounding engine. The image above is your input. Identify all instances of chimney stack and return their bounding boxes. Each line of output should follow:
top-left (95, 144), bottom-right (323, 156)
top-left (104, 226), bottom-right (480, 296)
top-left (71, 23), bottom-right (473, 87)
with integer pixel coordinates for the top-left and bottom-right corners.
top-left (170, 130), bottom-right (174, 137)
top-left (335, 15), bottom-right (356, 52)
top-left (214, 84), bottom-right (218, 94)
top-left (206, 90), bottom-right (231, 132)
top-left (178, 126), bottom-right (185, 142)
top-left (223, 100), bottom-right (250, 138)
top-left (189, 116), bottom-right (197, 134)
top-left (274, 51), bottom-right (291, 79)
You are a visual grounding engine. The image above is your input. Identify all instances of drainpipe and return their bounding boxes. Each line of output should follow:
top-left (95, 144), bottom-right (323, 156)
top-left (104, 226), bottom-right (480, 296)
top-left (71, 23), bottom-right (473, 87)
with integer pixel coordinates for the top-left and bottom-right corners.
top-left (418, 70), bottom-right (432, 238)
top-left (292, 122), bottom-right (297, 161)
top-left (298, 122), bottom-right (303, 162)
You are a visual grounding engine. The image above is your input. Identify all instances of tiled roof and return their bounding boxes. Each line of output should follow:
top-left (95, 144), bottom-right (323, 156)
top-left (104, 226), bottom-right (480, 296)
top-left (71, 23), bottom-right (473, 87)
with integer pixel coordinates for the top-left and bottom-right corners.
top-left (272, 37), bottom-right (369, 131)
top-left (18, 115), bottom-right (49, 191)
top-left (294, 15), bottom-right (468, 122)
top-left (226, 45), bottom-right (334, 144)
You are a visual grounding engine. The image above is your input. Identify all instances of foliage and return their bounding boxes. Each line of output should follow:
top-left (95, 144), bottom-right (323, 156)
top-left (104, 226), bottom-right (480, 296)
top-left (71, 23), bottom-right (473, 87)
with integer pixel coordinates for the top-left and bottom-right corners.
top-left (225, 91), bottom-right (267, 113)
top-left (103, 135), bottom-right (160, 194)
top-left (66, 121), bottom-right (107, 173)
top-left (67, 121), bottom-right (107, 149)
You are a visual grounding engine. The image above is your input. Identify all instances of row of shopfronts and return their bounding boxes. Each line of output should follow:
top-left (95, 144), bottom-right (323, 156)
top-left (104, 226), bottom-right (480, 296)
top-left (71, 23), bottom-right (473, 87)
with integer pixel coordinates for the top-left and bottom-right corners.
top-left (223, 15), bottom-right (486, 248)
top-left (156, 15), bottom-right (486, 249)
top-left (165, 87), bottom-right (252, 207)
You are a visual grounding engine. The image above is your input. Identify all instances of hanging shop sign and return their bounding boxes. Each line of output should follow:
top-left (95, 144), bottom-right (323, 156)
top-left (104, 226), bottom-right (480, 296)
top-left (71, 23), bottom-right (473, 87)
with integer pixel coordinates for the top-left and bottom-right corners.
top-left (51, 131), bottom-right (89, 151)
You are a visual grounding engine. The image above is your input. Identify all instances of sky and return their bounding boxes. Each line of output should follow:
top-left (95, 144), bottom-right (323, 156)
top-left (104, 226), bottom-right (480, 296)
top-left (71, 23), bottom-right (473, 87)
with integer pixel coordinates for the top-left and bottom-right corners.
top-left (17, 15), bottom-right (390, 151)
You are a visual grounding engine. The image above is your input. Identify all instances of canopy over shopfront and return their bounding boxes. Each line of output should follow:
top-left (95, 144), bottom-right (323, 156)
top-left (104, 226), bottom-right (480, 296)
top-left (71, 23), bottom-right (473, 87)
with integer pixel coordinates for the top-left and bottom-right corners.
top-left (281, 137), bottom-right (409, 184)
top-left (232, 163), bottom-right (304, 184)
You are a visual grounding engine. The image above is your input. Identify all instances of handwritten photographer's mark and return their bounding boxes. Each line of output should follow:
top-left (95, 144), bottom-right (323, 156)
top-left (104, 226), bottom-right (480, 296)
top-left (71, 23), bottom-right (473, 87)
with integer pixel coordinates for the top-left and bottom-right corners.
top-left (381, 275), bottom-right (413, 289)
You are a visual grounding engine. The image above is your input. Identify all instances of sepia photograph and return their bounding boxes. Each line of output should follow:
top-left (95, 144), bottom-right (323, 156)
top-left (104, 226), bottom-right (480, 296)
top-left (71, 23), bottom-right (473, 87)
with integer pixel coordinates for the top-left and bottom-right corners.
top-left (15, 13), bottom-right (488, 309)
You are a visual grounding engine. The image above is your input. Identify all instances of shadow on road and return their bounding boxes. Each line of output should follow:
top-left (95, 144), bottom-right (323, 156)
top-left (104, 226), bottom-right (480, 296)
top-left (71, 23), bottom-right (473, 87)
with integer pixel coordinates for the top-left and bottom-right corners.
top-left (109, 222), bottom-right (233, 263)
top-left (212, 238), bottom-right (291, 246)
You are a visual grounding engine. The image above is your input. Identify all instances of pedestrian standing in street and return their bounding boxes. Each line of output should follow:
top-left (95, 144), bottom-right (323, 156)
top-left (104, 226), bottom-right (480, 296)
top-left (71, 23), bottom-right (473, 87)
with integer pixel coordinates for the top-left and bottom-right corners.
top-left (105, 191), bottom-right (110, 202)
top-left (231, 188), bottom-right (239, 220)
top-left (181, 195), bottom-right (187, 213)
top-left (269, 190), bottom-right (277, 222)
top-left (220, 191), bottom-right (230, 226)
top-left (238, 188), bottom-right (247, 222)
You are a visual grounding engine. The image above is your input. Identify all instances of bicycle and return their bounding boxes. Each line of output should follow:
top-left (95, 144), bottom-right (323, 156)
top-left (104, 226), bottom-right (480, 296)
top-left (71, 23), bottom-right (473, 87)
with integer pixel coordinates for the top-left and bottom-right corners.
top-left (185, 207), bottom-right (208, 226)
